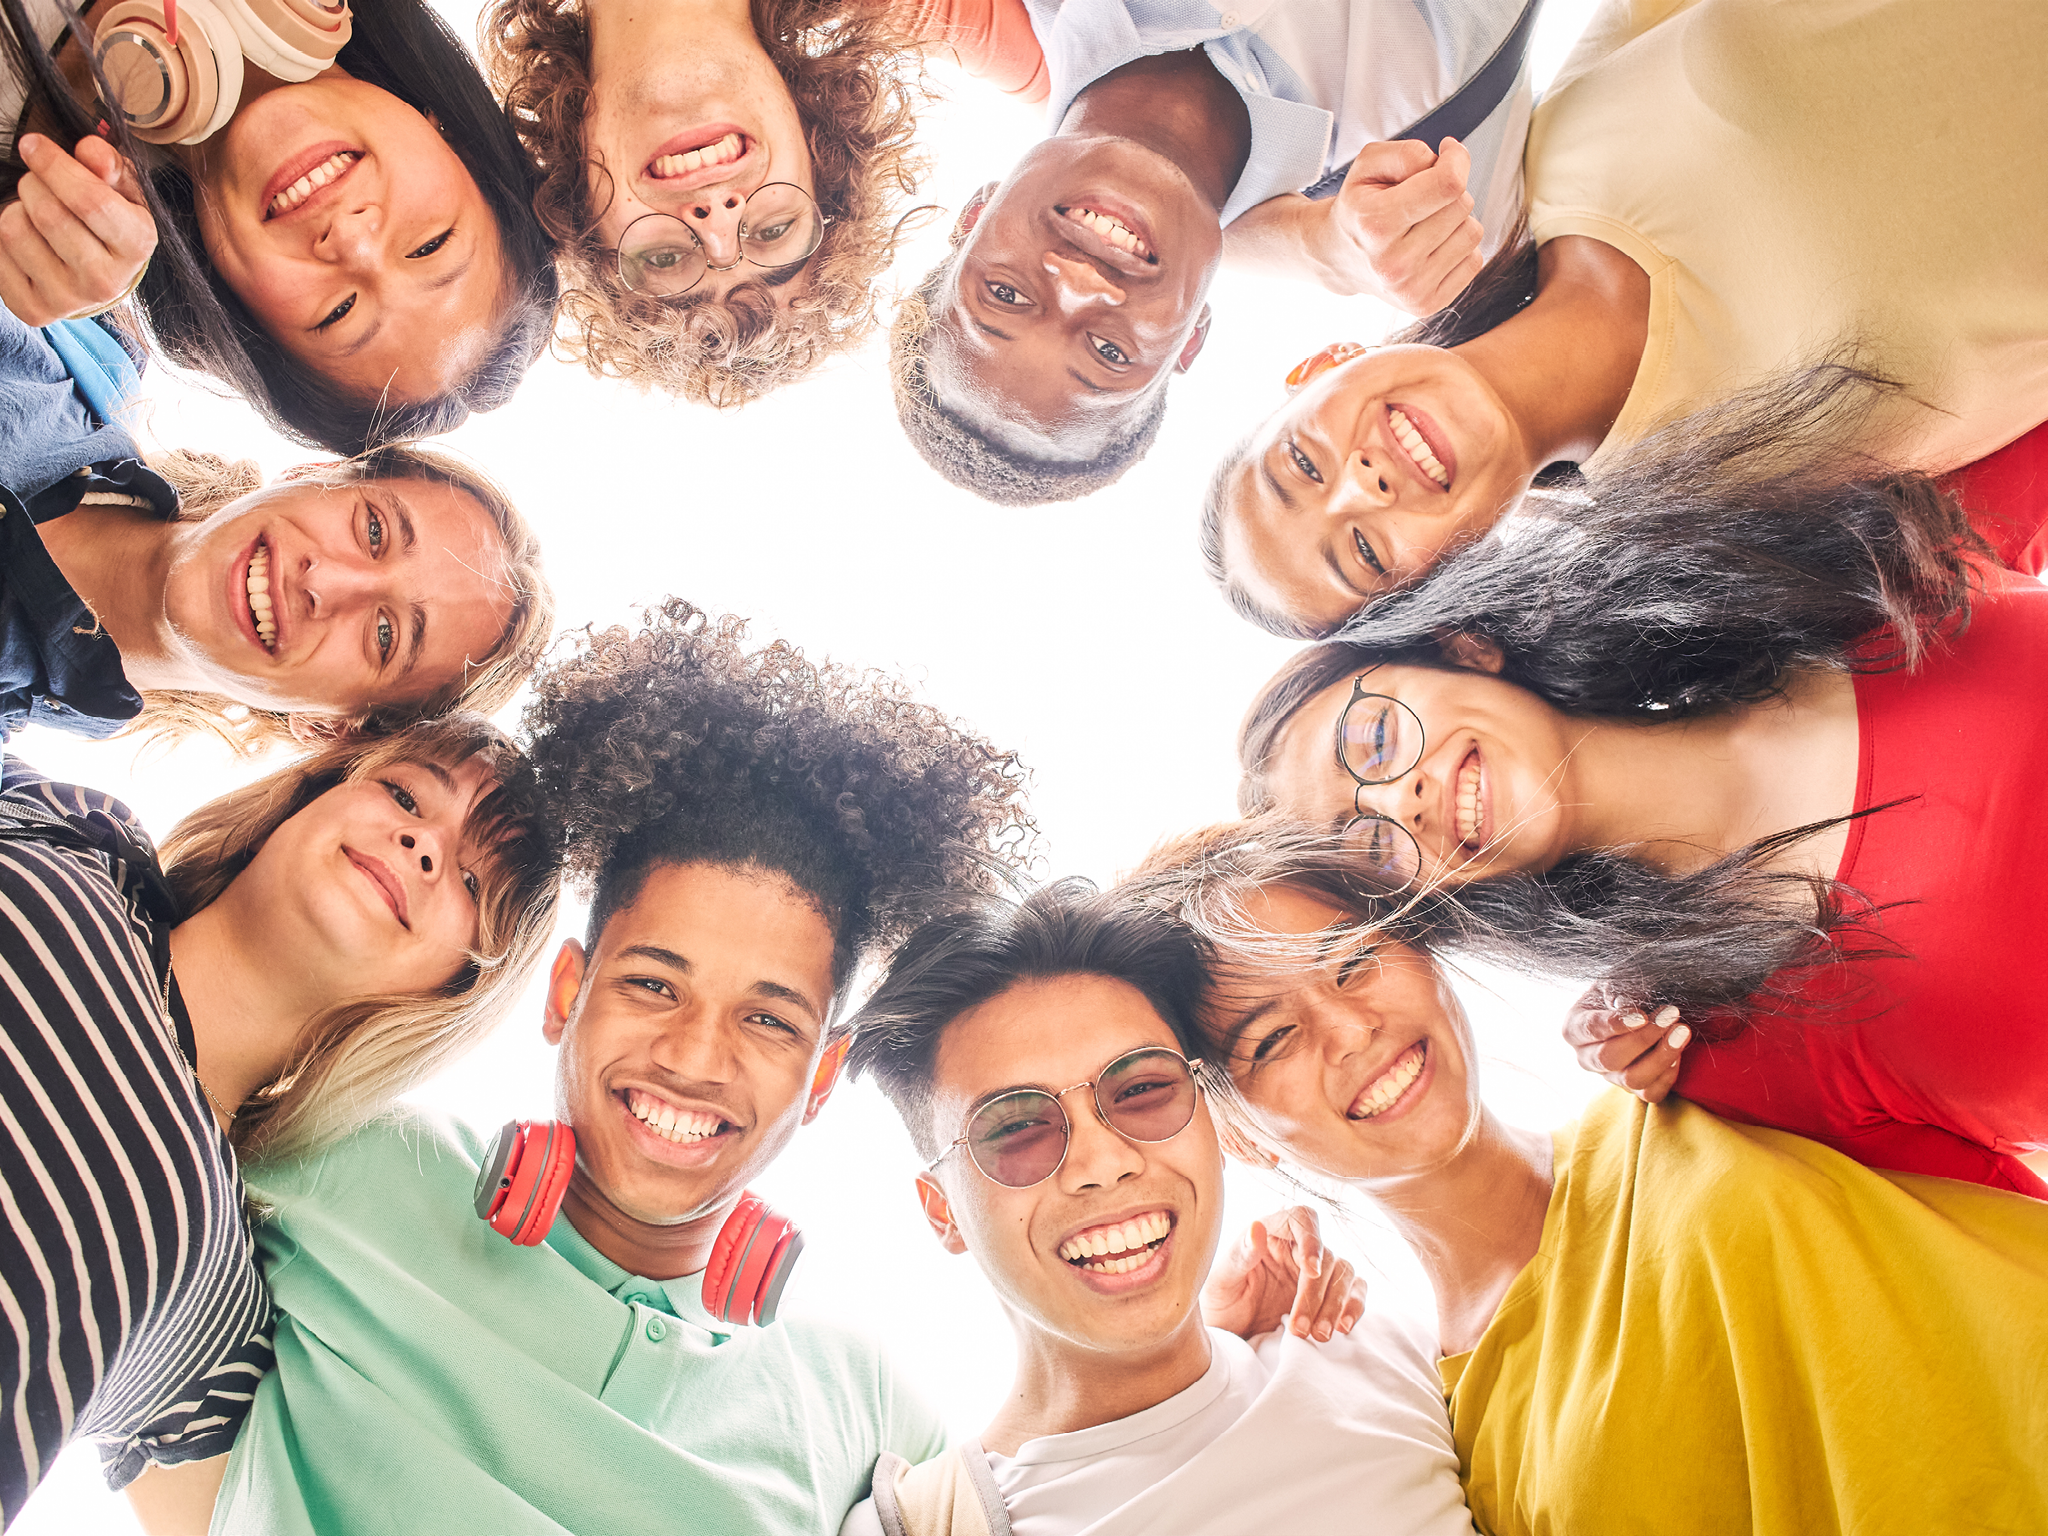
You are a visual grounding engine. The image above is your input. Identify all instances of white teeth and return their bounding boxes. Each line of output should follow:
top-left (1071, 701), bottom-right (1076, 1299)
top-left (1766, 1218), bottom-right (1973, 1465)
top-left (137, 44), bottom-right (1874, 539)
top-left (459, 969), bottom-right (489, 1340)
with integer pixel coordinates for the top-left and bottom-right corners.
top-left (1057, 1209), bottom-right (1172, 1267)
top-left (626, 1089), bottom-right (724, 1144)
top-left (650, 133), bottom-right (742, 179)
top-left (1456, 755), bottom-right (1481, 845)
top-left (1060, 205), bottom-right (1155, 261)
top-left (1389, 408), bottom-right (1451, 488)
top-left (246, 546), bottom-right (276, 649)
top-left (1351, 1043), bottom-right (1426, 1119)
top-left (266, 152), bottom-right (360, 218)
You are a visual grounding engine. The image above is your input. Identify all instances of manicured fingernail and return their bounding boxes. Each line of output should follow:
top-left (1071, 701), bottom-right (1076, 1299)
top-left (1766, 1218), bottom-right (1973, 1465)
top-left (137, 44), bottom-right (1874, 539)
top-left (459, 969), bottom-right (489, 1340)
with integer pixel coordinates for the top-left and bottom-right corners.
top-left (1668, 1024), bottom-right (1691, 1050)
top-left (1623, 1012), bottom-right (1645, 1028)
top-left (1653, 1005), bottom-right (1679, 1027)
top-left (1316, 1322), bottom-right (1333, 1341)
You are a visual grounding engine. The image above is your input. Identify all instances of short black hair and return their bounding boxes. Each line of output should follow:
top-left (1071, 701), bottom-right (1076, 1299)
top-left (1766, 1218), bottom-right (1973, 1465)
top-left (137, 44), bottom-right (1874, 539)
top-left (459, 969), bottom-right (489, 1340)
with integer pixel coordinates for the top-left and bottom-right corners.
top-left (522, 600), bottom-right (1036, 1017)
top-left (890, 261), bottom-right (1167, 507)
top-left (847, 879), bottom-right (1207, 1157)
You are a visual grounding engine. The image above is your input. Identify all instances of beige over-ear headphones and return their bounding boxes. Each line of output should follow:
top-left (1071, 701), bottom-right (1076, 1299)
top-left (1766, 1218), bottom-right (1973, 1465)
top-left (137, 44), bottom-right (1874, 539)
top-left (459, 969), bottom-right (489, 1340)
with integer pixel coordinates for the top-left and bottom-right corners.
top-left (92, 0), bottom-right (352, 145)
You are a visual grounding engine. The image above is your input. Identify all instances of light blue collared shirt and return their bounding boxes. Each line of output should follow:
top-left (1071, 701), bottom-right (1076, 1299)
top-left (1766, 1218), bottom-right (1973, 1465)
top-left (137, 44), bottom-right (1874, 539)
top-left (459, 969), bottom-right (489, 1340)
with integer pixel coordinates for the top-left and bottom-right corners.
top-left (1025, 0), bottom-right (1531, 232)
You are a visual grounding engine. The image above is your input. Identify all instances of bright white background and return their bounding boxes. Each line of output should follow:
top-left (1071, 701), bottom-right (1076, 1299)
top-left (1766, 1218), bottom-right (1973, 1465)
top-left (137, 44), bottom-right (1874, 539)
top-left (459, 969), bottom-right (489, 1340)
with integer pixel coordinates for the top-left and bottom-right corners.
top-left (18, 2), bottom-right (1606, 1526)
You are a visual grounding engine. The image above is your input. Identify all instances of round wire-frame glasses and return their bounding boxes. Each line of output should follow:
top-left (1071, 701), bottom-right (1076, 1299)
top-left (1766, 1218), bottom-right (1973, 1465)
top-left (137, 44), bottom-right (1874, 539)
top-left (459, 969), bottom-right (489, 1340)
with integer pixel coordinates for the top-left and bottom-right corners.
top-left (927, 1046), bottom-right (1208, 1190)
top-left (616, 183), bottom-right (828, 297)
top-left (1333, 670), bottom-right (1428, 891)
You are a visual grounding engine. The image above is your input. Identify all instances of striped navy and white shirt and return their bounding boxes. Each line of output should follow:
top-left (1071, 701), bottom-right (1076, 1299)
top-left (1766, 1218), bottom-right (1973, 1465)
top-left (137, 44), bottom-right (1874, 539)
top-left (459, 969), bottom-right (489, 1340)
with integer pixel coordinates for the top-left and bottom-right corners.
top-left (0, 760), bottom-right (271, 1523)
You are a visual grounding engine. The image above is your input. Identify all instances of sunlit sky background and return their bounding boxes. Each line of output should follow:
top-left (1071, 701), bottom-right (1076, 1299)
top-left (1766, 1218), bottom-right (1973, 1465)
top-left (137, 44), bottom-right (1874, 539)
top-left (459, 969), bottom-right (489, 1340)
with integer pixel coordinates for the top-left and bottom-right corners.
top-left (21, 3), bottom-right (1610, 1527)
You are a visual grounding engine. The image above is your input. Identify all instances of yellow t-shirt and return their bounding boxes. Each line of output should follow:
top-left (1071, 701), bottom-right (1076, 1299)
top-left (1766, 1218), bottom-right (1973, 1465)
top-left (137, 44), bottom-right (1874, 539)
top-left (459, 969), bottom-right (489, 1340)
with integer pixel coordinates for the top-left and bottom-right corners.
top-left (1526, 0), bottom-right (2048, 473)
top-left (1444, 1092), bottom-right (2048, 1536)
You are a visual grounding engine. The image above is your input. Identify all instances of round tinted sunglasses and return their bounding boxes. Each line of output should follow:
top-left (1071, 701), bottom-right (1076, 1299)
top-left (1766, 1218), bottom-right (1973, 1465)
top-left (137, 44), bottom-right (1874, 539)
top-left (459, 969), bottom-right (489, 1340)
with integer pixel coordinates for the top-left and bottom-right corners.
top-left (928, 1046), bottom-right (1206, 1189)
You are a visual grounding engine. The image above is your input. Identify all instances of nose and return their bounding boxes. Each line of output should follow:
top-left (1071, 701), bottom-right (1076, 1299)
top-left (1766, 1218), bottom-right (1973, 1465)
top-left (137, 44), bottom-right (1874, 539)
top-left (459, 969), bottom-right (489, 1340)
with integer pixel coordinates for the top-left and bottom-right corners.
top-left (1056, 1086), bottom-right (1146, 1192)
top-left (650, 1008), bottom-right (741, 1086)
top-left (394, 825), bottom-right (447, 880)
top-left (1306, 997), bottom-right (1377, 1064)
top-left (1333, 451), bottom-right (1396, 511)
top-left (687, 194), bottom-right (745, 267)
top-left (316, 202), bottom-right (384, 273)
top-left (1351, 770), bottom-right (1432, 837)
top-left (1040, 251), bottom-right (1126, 311)
top-left (298, 549), bottom-right (383, 620)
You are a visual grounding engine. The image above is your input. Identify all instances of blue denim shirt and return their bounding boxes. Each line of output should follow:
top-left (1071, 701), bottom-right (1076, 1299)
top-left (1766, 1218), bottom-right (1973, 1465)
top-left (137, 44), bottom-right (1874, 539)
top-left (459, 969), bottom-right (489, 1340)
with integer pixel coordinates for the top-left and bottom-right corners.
top-left (1026, 0), bottom-right (1530, 232)
top-left (1, 308), bottom-right (174, 741)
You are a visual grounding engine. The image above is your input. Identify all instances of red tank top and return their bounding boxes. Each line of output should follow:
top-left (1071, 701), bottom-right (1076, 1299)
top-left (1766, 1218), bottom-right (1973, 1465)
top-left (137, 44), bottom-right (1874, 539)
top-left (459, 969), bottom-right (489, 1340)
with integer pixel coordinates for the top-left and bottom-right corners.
top-left (1675, 562), bottom-right (2048, 1196)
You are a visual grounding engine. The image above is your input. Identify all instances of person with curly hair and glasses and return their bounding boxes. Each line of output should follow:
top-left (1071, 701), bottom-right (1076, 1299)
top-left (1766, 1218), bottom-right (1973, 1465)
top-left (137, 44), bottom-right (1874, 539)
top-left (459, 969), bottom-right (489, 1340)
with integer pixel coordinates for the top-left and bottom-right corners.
top-left (481, 0), bottom-right (1046, 409)
top-left (153, 601), bottom-right (1036, 1535)
top-left (1, 0), bottom-right (558, 456)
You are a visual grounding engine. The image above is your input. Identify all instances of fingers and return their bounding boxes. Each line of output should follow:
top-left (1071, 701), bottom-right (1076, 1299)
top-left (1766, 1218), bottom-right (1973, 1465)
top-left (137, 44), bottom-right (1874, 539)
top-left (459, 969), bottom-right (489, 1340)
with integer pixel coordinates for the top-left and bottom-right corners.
top-left (1332, 137), bottom-right (1484, 314)
top-left (1289, 1253), bottom-right (1362, 1342)
top-left (1567, 1002), bottom-right (1690, 1104)
top-left (0, 136), bottom-right (156, 323)
top-left (1338, 138), bottom-right (1442, 193)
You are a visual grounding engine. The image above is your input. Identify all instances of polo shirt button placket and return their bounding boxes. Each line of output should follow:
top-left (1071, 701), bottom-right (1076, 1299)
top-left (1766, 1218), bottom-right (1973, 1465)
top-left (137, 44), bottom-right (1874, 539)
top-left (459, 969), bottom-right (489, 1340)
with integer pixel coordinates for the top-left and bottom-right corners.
top-left (644, 1316), bottom-right (668, 1343)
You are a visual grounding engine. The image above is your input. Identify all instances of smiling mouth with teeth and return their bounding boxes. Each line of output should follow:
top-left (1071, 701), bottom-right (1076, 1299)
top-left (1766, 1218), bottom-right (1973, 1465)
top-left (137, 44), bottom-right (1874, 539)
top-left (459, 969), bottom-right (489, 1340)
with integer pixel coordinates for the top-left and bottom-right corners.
top-left (1056, 205), bottom-right (1156, 264)
top-left (1350, 1041), bottom-right (1427, 1120)
top-left (1388, 407), bottom-right (1451, 489)
top-left (267, 151), bottom-right (360, 220)
top-left (1455, 747), bottom-right (1483, 846)
top-left (246, 542), bottom-right (277, 652)
top-left (624, 1087), bottom-right (731, 1145)
top-left (1056, 1209), bottom-right (1173, 1275)
top-left (651, 132), bottom-right (743, 179)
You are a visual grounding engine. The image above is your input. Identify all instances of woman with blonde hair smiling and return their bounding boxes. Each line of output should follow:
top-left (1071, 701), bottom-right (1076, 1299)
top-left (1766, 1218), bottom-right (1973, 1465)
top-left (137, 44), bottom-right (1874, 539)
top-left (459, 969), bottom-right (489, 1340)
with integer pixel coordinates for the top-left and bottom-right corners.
top-left (0, 713), bottom-right (559, 1521)
top-left (3, 287), bottom-right (555, 749)
top-left (1122, 822), bottom-right (2048, 1536)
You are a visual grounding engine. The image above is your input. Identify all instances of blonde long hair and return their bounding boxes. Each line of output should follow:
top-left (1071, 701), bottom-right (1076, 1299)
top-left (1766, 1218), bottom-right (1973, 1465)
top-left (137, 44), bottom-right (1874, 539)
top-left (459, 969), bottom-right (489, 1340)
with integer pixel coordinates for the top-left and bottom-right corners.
top-left (161, 714), bottom-right (561, 1162)
top-left (132, 446), bottom-right (555, 754)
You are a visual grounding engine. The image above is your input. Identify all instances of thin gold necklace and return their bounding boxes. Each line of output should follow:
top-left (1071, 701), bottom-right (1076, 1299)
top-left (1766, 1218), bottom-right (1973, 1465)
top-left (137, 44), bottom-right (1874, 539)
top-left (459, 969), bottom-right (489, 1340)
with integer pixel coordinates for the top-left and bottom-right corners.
top-left (163, 963), bottom-right (237, 1124)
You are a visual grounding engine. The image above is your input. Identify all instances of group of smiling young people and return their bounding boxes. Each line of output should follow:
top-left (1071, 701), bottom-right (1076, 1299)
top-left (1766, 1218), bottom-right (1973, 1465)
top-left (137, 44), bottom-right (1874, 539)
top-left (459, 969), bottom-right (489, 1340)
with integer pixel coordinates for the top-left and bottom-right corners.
top-left (4, 0), bottom-right (2047, 1530)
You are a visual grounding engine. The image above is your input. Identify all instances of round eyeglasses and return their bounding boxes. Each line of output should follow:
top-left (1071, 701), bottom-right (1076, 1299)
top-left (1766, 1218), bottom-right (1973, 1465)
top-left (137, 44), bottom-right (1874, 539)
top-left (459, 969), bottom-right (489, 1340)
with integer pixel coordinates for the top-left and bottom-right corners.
top-left (1333, 671), bottom-right (1427, 890)
top-left (616, 184), bottom-right (826, 297)
top-left (929, 1046), bottom-right (1205, 1189)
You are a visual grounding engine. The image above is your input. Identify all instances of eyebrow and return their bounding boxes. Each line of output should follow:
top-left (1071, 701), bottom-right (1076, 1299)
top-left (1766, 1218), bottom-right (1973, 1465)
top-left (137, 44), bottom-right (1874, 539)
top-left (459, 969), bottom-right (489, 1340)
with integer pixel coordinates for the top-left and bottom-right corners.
top-left (413, 759), bottom-right (457, 793)
top-left (386, 493), bottom-right (419, 555)
top-left (612, 945), bottom-right (824, 1024)
top-left (1067, 368), bottom-right (1107, 395)
top-left (399, 601), bottom-right (429, 681)
top-left (424, 252), bottom-right (475, 295)
top-left (971, 317), bottom-right (1015, 343)
top-left (340, 316), bottom-right (386, 359)
top-left (1259, 455), bottom-right (1298, 513)
top-left (1324, 543), bottom-right (1370, 601)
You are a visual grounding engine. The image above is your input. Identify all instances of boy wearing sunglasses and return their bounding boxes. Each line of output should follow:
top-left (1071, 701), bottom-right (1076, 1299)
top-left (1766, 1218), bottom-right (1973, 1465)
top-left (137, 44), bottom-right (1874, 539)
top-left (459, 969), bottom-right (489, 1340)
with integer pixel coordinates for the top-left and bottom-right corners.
top-left (844, 879), bottom-right (1477, 1536)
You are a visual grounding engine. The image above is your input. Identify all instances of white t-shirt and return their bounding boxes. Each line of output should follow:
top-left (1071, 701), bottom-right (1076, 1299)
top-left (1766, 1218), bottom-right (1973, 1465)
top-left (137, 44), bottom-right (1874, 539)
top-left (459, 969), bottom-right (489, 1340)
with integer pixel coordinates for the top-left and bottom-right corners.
top-left (842, 1308), bottom-right (1476, 1536)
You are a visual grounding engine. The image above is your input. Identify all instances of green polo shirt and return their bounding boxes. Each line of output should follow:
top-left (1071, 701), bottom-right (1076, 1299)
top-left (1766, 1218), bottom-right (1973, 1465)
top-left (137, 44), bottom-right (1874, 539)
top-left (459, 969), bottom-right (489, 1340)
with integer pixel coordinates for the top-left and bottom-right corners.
top-left (212, 1111), bottom-right (944, 1535)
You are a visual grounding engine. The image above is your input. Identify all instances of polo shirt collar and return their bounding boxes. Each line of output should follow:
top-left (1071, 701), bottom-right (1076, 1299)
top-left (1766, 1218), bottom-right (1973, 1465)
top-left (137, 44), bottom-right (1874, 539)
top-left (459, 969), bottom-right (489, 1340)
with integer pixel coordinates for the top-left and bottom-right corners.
top-left (544, 1211), bottom-right (728, 1339)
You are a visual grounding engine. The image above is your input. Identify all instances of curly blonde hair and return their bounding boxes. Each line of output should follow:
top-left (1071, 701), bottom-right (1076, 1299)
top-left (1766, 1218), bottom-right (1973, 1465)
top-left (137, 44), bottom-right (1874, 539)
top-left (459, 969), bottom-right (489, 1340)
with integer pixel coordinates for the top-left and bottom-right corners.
top-left (482, 0), bottom-right (932, 406)
top-left (134, 445), bottom-right (555, 754)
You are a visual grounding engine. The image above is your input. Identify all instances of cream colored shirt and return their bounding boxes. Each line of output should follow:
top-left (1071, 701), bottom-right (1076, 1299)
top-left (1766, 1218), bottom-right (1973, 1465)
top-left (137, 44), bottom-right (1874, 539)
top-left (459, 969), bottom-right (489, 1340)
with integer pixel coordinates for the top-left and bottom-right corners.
top-left (1526, 0), bottom-right (2048, 472)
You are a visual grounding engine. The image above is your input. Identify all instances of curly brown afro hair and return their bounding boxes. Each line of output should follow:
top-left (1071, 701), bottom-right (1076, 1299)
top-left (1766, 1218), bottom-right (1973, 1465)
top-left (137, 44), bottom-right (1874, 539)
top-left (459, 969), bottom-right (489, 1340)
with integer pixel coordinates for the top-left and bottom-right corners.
top-left (521, 599), bottom-right (1037, 1006)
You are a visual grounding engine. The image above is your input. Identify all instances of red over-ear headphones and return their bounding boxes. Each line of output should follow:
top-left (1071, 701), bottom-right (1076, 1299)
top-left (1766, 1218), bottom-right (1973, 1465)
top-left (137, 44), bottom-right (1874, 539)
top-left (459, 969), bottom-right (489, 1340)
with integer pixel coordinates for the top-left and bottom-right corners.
top-left (472, 1120), bottom-right (804, 1328)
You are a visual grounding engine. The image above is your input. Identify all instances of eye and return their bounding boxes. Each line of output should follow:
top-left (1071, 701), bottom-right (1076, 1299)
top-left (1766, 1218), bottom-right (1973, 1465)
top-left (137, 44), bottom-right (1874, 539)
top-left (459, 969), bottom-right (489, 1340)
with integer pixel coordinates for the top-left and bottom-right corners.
top-left (407, 229), bottom-right (454, 259)
top-left (623, 975), bottom-right (677, 999)
top-left (1088, 334), bottom-right (1130, 366)
top-left (1250, 1025), bottom-right (1296, 1065)
top-left (1287, 441), bottom-right (1324, 485)
top-left (747, 1011), bottom-right (801, 1037)
top-left (984, 281), bottom-right (1030, 306)
top-left (376, 614), bottom-right (395, 663)
top-left (382, 780), bottom-right (420, 815)
top-left (366, 506), bottom-right (384, 555)
top-left (461, 870), bottom-right (480, 901)
top-left (1336, 942), bottom-right (1379, 989)
top-left (314, 294), bottom-right (356, 331)
top-left (747, 217), bottom-right (796, 244)
top-left (1353, 528), bottom-right (1386, 577)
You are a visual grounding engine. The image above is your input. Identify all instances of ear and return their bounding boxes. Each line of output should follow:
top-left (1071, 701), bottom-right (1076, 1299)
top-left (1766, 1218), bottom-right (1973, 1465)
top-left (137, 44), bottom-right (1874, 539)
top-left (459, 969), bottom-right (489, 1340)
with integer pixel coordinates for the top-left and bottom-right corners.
top-left (915, 1171), bottom-right (969, 1255)
top-left (1173, 304), bottom-right (1213, 374)
top-left (1216, 1120), bottom-right (1281, 1171)
top-left (1437, 631), bottom-right (1507, 674)
top-left (802, 1035), bottom-right (850, 1125)
top-left (951, 182), bottom-right (998, 247)
top-left (542, 939), bottom-right (587, 1046)
top-left (1284, 341), bottom-right (1371, 394)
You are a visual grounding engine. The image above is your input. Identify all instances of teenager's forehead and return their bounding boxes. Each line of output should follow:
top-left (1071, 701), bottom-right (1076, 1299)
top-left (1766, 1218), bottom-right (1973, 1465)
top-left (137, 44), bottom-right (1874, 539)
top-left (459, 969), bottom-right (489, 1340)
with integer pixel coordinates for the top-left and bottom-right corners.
top-left (932, 975), bottom-right (1182, 1105)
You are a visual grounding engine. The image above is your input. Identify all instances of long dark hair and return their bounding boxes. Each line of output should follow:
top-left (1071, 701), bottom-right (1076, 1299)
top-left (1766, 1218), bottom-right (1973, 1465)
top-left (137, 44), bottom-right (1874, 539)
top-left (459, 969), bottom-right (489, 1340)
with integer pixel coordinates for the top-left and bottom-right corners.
top-left (1, 0), bottom-right (556, 454)
top-left (1237, 368), bottom-right (1986, 1012)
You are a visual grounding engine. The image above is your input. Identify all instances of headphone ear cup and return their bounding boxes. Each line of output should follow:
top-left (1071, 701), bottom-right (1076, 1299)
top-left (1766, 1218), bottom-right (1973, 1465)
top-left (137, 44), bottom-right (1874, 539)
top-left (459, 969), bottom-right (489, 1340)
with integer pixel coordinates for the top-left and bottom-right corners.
top-left (214, 0), bottom-right (351, 81)
top-left (95, 0), bottom-right (241, 144)
top-left (473, 1120), bottom-right (576, 1246)
top-left (702, 1193), bottom-right (802, 1326)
